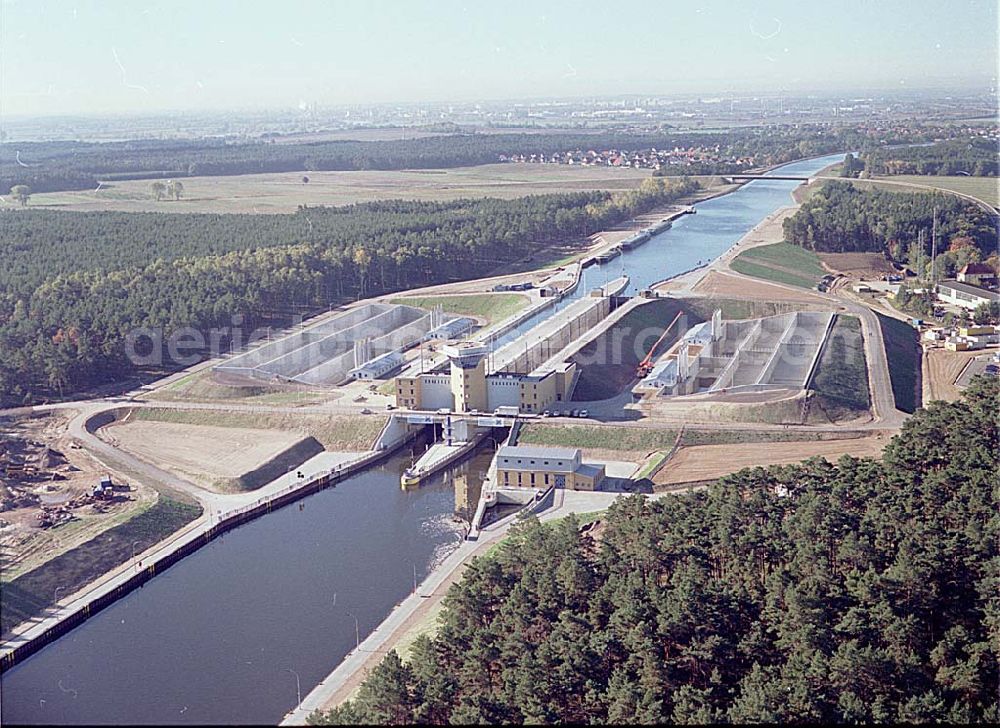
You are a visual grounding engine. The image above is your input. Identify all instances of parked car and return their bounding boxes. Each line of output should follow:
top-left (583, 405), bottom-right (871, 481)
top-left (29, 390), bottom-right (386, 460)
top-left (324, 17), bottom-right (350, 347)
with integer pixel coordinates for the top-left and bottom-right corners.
top-left (541, 410), bottom-right (551, 417)
top-left (570, 409), bottom-right (580, 417)
top-left (579, 409), bottom-right (589, 418)
top-left (360, 408), bottom-right (373, 414)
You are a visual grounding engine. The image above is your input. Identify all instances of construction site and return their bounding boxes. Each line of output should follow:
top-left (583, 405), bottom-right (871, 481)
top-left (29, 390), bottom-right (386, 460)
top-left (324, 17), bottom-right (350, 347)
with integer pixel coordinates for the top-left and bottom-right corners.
top-left (0, 412), bottom-right (150, 583)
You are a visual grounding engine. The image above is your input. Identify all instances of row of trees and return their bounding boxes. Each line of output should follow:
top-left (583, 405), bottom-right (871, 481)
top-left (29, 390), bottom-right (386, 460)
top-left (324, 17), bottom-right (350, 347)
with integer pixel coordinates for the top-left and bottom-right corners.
top-left (150, 180), bottom-right (184, 201)
top-left (862, 138), bottom-right (999, 177)
top-left (0, 126), bottom-right (872, 195)
top-left (782, 182), bottom-right (998, 267)
top-left (0, 178), bottom-right (698, 405)
top-left (312, 377), bottom-right (999, 725)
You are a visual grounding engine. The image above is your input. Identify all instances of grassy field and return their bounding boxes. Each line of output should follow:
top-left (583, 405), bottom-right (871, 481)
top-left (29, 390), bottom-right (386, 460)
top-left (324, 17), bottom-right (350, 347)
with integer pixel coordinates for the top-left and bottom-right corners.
top-left (146, 368), bottom-right (333, 405)
top-left (24, 164), bottom-right (653, 214)
top-left (811, 315), bottom-right (871, 418)
top-left (875, 312), bottom-right (922, 414)
top-left (517, 424), bottom-right (858, 452)
top-left (730, 242), bottom-right (826, 289)
top-left (1, 497), bottom-right (201, 635)
top-left (872, 175), bottom-right (1000, 209)
top-left (132, 407), bottom-right (385, 451)
top-left (634, 452), bottom-right (670, 480)
top-left (389, 293), bottom-right (530, 326)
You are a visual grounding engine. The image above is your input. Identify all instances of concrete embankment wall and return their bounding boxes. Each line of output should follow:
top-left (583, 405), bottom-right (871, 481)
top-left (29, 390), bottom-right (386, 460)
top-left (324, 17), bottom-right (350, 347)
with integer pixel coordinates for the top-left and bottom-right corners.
top-left (230, 436), bottom-right (325, 492)
top-left (493, 296), bottom-right (611, 375)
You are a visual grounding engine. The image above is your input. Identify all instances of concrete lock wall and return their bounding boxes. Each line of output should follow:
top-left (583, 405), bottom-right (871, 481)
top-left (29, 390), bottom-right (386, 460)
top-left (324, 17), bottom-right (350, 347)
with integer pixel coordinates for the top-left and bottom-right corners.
top-left (260, 306), bottom-right (423, 379)
top-left (218, 304), bottom-right (385, 372)
top-left (493, 297), bottom-right (610, 375)
top-left (216, 303), bottom-right (437, 385)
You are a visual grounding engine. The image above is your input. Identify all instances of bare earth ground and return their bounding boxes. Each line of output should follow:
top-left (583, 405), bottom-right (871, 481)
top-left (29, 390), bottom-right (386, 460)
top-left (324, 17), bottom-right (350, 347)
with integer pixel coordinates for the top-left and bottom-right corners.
top-left (102, 420), bottom-right (306, 492)
top-left (923, 348), bottom-right (986, 403)
top-left (691, 270), bottom-right (830, 304)
top-left (655, 435), bottom-right (888, 486)
top-left (1, 412), bottom-right (155, 581)
top-left (818, 252), bottom-right (896, 277)
top-left (24, 164), bottom-right (652, 214)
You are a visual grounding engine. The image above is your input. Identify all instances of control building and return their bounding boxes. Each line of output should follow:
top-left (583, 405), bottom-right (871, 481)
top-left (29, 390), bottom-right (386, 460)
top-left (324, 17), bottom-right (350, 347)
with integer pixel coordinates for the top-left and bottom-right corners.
top-left (495, 445), bottom-right (605, 490)
top-left (394, 342), bottom-right (577, 413)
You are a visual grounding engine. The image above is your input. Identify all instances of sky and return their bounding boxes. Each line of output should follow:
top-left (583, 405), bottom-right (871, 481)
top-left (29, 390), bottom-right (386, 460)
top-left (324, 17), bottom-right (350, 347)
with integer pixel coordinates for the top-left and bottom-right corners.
top-left (1, 0), bottom-right (997, 116)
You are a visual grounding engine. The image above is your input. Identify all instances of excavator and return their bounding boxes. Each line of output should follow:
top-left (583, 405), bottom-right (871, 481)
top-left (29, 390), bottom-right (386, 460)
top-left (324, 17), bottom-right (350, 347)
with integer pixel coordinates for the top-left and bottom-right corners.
top-left (635, 311), bottom-right (684, 378)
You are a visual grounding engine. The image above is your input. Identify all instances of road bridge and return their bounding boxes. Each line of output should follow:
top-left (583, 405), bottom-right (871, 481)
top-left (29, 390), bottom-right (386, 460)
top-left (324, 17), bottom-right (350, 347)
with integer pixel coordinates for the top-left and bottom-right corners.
top-left (725, 174), bottom-right (811, 182)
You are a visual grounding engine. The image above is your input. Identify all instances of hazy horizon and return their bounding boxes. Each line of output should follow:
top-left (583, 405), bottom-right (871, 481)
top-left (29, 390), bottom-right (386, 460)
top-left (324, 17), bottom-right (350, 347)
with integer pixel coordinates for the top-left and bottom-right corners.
top-left (1, 0), bottom-right (997, 117)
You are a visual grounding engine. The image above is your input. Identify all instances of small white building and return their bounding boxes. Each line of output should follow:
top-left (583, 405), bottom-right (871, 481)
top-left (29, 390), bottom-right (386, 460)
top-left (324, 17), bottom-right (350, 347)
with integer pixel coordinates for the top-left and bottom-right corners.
top-left (349, 350), bottom-right (405, 380)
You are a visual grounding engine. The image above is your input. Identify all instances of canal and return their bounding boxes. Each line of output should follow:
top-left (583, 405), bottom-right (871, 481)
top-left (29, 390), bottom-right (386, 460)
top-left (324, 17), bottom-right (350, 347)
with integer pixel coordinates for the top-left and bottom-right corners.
top-left (490, 152), bottom-right (846, 348)
top-left (0, 152), bottom-right (844, 725)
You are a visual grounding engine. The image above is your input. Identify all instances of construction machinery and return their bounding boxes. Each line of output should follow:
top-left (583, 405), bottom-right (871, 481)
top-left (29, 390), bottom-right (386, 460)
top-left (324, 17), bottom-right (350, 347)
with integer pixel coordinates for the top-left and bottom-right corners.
top-left (636, 311), bottom-right (684, 378)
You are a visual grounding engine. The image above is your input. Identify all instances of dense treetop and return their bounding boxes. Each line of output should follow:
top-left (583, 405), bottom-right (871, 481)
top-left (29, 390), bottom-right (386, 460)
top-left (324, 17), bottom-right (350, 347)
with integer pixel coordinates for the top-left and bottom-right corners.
top-left (783, 181), bottom-right (998, 272)
top-left (312, 376), bottom-right (999, 725)
top-left (862, 138), bottom-right (999, 177)
top-left (0, 178), bottom-right (697, 405)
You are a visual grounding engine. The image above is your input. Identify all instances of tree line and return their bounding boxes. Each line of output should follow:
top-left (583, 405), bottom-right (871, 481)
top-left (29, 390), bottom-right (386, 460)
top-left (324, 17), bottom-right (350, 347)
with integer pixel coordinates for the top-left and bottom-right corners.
top-left (860, 138), bottom-right (998, 177)
top-left (783, 181), bottom-right (998, 275)
top-left (311, 376), bottom-right (999, 725)
top-left (0, 178), bottom-right (698, 405)
top-left (1, 126), bottom-right (871, 195)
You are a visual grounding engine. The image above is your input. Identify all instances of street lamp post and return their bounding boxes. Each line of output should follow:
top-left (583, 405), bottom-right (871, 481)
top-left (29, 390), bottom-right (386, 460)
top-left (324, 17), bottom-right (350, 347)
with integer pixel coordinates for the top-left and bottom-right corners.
top-left (54, 585), bottom-right (65, 604)
top-left (347, 612), bottom-right (360, 651)
top-left (285, 668), bottom-right (301, 706)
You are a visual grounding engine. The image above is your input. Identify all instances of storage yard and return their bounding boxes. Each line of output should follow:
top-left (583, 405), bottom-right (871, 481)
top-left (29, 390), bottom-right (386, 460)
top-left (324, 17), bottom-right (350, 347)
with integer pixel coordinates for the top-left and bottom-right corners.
top-left (1, 412), bottom-right (155, 582)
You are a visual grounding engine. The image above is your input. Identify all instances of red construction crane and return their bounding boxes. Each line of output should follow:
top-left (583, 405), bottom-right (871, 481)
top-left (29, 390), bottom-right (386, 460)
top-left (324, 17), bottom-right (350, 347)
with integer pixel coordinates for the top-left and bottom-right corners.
top-left (636, 311), bottom-right (684, 378)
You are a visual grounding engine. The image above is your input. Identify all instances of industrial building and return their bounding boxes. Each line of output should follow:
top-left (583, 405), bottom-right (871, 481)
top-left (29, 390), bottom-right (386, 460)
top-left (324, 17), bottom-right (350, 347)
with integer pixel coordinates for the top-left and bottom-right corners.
top-left (937, 280), bottom-right (1000, 311)
top-left (956, 263), bottom-right (998, 289)
top-left (394, 286), bottom-right (619, 413)
top-left (495, 445), bottom-right (605, 490)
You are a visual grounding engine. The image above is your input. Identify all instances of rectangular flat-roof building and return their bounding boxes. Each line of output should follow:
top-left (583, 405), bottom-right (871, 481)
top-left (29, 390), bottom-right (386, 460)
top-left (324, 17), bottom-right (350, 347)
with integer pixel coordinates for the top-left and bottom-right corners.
top-left (937, 280), bottom-right (1000, 311)
top-left (496, 444), bottom-right (605, 491)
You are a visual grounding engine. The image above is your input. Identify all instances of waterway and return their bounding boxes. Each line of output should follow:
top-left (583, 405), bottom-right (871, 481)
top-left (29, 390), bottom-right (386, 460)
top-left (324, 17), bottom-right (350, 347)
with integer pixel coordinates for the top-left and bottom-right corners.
top-left (0, 447), bottom-right (491, 725)
top-left (491, 152), bottom-right (846, 349)
top-left (0, 152), bottom-right (844, 725)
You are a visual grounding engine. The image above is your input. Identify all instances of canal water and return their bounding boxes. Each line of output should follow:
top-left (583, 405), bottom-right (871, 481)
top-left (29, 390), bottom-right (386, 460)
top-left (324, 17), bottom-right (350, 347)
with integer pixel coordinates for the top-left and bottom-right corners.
top-left (0, 447), bottom-right (491, 726)
top-left (0, 153), bottom-right (844, 725)
top-left (491, 152), bottom-right (847, 348)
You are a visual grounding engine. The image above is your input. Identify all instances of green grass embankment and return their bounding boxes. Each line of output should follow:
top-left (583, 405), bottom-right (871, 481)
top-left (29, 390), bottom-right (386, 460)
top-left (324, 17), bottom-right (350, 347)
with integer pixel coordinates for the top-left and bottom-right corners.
top-left (1, 497), bottom-right (202, 635)
top-left (875, 312), bottom-right (922, 414)
top-left (731, 241), bottom-right (826, 289)
top-left (132, 407), bottom-right (385, 451)
top-left (810, 315), bottom-right (871, 419)
top-left (517, 424), bottom-right (859, 452)
top-left (390, 293), bottom-right (530, 326)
